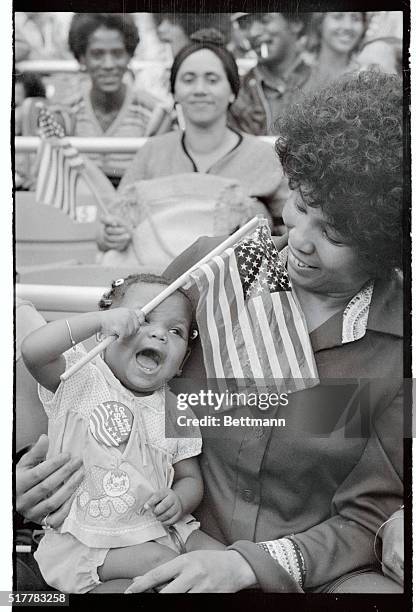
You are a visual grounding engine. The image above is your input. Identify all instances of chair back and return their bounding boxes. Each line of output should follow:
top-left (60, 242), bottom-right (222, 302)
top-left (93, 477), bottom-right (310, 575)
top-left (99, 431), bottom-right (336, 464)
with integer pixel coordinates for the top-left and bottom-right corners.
top-left (15, 191), bottom-right (100, 268)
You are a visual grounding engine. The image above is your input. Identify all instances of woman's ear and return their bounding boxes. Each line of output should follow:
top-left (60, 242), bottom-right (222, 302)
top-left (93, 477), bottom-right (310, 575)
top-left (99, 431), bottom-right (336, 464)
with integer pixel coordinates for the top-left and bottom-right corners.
top-left (229, 94), bottom-right (236, 104)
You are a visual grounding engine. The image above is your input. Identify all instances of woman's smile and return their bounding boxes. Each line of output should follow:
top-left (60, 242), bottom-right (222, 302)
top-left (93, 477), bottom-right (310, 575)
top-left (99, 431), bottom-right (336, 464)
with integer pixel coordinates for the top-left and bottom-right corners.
top-left (288, 248), bottom-right (318, 271)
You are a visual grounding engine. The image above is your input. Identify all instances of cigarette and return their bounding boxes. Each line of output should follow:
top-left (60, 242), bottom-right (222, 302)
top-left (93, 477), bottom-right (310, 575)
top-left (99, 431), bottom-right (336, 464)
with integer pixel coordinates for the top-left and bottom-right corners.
top-left (260, 43), bottom-right (269, 59)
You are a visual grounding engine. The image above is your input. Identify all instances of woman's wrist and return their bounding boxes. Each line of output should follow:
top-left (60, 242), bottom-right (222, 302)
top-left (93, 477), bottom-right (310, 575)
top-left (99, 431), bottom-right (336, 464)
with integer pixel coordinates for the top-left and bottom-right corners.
top-left (226, 550), bottom-right (257, 590)
top-left (227, 540), bottom-right (303, 592)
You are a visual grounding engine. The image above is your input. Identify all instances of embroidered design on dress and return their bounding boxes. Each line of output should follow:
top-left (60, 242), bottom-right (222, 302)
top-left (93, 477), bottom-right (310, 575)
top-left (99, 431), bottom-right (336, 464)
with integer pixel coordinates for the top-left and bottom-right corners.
top-left (77, 466), bottom-right (136, 519)
top-left (342, 280), bottom-right (375, 344)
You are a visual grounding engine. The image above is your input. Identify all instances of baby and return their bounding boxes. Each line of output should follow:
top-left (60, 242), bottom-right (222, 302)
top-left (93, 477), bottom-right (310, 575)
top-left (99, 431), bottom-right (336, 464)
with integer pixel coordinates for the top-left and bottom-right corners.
top-left (22, 273), bottom-right (222, 594)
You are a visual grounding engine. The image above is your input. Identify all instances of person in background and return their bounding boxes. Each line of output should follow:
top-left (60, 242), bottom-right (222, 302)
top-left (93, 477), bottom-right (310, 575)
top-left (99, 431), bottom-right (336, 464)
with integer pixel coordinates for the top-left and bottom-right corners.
top-left (97, 30), bottom-right (290, 268)
top-left (15, 12), bottom-right (71, 62)
top-left (228, 12), bottom-right (311, 135)
top-left (154, 13), bottom-right (231, 58)
top-left (15, 71), bottom-right (47, 189)
top-left (301, 12), bottom-right (367, 93)
top-left (15, 71), bottom-right (46, 136)
top-left (61, 13), bottom-right (170, 187)
top-left (356, 12), bottom-right (402, 76)
top-left (15, 71), bottom-right (46, 110)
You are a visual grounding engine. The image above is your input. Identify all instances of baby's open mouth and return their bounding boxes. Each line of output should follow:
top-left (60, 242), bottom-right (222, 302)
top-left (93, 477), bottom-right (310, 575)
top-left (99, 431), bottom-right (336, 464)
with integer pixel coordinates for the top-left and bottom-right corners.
top-left (136, 349), bottom-right (162, 372)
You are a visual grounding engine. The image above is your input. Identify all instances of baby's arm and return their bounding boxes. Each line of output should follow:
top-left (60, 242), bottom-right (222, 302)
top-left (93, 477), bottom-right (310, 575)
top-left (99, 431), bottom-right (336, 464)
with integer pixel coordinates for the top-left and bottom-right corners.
top-left (146, 457), bottom-right (204, 526)
top-left (21, 308), bottom-right (143, 393)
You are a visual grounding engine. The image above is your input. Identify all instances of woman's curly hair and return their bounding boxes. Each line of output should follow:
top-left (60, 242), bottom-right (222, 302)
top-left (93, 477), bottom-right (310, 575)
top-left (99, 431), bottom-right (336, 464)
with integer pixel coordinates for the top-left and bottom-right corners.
top-left (69, 13), bottom-right (139, 61)
top-left (276, 71), bottom-right (403, 278)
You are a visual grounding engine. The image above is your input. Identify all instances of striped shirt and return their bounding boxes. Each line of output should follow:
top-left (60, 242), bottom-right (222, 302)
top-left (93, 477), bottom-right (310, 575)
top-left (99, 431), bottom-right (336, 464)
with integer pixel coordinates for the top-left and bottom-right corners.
top-left (67, 84), bottom-right (169, 180)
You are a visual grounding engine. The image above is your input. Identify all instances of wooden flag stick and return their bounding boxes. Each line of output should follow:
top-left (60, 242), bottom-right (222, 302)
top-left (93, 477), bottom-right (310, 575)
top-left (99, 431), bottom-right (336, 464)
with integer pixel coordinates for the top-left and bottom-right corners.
top-left (60, 216), bottom-right (261, 381)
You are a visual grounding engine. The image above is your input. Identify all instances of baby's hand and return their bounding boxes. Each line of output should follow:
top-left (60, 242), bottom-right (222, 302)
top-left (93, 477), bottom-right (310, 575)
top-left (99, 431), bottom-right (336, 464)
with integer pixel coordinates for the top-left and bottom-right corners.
top-left (99, 308), bottom-right (145, 339)
top-left (145, 488), bottom-right (183, 526)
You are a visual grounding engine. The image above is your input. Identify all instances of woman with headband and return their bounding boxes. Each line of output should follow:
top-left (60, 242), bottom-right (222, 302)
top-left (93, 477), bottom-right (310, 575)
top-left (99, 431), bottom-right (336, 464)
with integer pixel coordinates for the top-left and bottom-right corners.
top-left (96, 29), bottom-right (290, 268)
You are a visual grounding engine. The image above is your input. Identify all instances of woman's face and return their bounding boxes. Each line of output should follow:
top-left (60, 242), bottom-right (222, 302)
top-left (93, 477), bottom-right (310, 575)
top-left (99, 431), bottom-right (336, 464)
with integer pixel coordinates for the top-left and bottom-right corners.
top-left (156, 18), bottom-right (189, 55)
top-left (237, 13), bottom-right (299, 65)
top-left (174, 49), bottom-right (234, 128)
top-left (80, 26), bottom-right (130, 94)
top-left (282, 192), bottom-right (370, 296)
top-left (320, 12), bottom-right (365, 56)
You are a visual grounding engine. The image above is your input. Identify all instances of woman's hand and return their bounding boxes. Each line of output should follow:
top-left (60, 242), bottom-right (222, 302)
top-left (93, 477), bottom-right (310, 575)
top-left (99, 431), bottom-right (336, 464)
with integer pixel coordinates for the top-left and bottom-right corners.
top-left (381, 509), bottom-right (404, 586)
top-left (125, 550), bottom-right (257, 593)
top-left (16, 434), bottom-right (84, 528)
top-left (98, 214), bottom-right (132, 252)
top-left (99, 308), bottom-right (144, 340)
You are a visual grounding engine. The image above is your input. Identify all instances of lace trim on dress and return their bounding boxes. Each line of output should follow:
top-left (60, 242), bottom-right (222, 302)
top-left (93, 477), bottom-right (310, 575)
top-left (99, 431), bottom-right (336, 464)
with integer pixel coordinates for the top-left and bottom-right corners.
top-left (342, 280), bottom-right (374, 344)
top-left (280, 246), bottom-right (374, 344)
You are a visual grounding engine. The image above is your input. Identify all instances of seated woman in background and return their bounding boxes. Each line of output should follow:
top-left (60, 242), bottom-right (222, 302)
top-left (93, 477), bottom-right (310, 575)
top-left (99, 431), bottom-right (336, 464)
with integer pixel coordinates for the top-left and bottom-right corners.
top-left (62, 13), bottom-right (171, 187)
top-left (97, 30), bottom-right (290, 270)
top-left (132, 14), bottom-right (232, 114)
top-left (302, 12), bottom-right (367, 92)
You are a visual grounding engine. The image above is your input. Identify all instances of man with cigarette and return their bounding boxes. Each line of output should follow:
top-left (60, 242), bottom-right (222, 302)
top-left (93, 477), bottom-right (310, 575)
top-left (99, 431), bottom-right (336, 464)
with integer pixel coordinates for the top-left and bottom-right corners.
top-left (228, 12), bottom-right (311, 135)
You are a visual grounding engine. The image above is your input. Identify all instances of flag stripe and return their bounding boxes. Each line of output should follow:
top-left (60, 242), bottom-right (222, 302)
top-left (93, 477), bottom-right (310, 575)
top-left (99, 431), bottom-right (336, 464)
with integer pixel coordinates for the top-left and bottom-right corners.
top-left (271, 292), bottom-right (304, 380)
top-left (214, 255), bottom-right (245, 379)
top-left (43, 146), bottom-right (59, 205)
top-left (286, 292), bottom-right (318, 378)
top-left (193, 265), bottom-right (225, 379)
top-left (250, 295), bottom-right (284, 380)
top-left (191, 273), bottom-right (217, 380)
top-left (35, 107), bottom-right (86, 222)
top-left (55, 148), bottom-right (65, 212)
top-left (228, 252), bottom-right (264, 379)
top-left (36, 140), bottom-right (52, 204)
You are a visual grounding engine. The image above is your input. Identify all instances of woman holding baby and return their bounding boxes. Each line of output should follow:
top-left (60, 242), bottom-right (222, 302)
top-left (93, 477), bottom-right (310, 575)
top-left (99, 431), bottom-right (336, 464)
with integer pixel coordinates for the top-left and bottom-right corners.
top-left (17, 70), bottom-right (404, 593)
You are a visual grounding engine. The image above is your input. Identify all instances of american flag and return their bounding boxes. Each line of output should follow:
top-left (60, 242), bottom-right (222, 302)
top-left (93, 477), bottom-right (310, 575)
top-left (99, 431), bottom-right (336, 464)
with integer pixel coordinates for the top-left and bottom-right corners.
top-left (187, 219), bottom-right (319, 394)
top-left (35, 105), bottom-right (85, 221)
top-left (89, 401), bottom-right (125, 447)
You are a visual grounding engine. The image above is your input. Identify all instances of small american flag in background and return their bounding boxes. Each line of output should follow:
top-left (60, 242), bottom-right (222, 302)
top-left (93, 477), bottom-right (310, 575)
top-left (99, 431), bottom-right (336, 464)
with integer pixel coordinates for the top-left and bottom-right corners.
top-left (187, 219), bottom-right (319, 394)
top-left (35, 105), bottom-right (85, 221)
